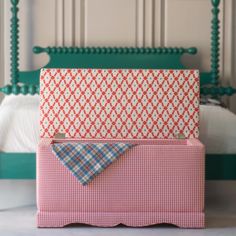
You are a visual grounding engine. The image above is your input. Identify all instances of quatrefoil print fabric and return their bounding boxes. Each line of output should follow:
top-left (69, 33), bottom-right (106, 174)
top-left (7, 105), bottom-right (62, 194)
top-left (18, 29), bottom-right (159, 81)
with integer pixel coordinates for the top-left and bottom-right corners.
top-left (39, 68), bottom-right (199, 139)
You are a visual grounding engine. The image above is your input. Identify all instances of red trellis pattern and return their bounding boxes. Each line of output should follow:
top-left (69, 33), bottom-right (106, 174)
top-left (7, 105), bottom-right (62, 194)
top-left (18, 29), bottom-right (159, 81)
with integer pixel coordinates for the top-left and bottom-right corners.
top-left (40, 69), bottom-right (199, 139)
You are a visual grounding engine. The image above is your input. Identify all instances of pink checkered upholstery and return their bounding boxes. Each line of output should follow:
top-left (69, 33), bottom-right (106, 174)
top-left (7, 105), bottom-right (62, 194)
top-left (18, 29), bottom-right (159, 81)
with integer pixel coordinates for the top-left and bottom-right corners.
top-left (37, 138), bottom-right (205, 228)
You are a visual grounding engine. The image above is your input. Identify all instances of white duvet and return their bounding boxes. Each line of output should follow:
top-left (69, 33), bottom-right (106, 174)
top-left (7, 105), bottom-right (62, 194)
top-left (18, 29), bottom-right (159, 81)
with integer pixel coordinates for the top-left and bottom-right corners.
top-left (0, 95), bottom-right (236, 154)
top-left (0, 95), bottom-right (39, 152)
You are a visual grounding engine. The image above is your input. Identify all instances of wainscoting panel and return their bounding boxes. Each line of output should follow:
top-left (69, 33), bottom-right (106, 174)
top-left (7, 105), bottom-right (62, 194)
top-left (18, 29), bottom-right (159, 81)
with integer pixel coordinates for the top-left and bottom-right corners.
top-left (0, 0), bottom-right (4, 101)
top-left (84, 0), bottom-right (137, 47)
top-left (30, 0), bottom-right (57, 70)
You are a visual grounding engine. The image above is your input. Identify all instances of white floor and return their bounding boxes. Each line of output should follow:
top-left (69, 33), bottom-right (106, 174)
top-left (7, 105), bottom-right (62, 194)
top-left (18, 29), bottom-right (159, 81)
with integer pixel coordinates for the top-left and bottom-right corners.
top-left (1, 206), bottom-right (236, 236)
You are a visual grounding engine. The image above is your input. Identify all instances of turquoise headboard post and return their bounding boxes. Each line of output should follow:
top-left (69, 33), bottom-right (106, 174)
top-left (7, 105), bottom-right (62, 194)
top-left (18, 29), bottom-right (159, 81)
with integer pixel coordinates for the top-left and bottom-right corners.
top-left (10, 0), bottom-right (20, 85)
top-left (200, 0), bottom-right (236, 96)
top-left (210, 0), bottom-right (220, 85)
top-left (200, 0), bottom-right (220, 86)
top-left (0, 0), bottom-right (38, 94)
top-left (0, 0), bottom-right (21, 95)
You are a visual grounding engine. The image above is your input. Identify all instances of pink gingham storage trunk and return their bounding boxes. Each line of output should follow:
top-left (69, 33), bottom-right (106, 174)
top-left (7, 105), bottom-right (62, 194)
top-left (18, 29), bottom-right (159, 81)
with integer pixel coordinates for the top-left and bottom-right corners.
top-left (38, 68), bottom-right (205, 228)
top-left (37, 138), bottom-right (205, 228)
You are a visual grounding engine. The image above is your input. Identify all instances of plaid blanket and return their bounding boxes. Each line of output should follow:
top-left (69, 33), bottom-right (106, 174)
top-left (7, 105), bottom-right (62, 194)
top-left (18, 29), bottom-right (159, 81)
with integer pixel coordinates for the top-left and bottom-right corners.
top-left (51, 142), bottom-right (134, 185)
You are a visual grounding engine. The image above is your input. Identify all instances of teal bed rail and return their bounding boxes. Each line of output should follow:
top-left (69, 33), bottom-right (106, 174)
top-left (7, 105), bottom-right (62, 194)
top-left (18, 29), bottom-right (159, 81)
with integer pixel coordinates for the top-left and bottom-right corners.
top-left (1, 153), bottom-right (236, 180)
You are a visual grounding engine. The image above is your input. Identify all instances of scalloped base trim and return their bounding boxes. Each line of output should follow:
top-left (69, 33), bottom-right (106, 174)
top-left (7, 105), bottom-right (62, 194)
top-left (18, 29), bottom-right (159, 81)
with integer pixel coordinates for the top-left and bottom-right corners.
top-left (37, 211), bottom-right (204, 228)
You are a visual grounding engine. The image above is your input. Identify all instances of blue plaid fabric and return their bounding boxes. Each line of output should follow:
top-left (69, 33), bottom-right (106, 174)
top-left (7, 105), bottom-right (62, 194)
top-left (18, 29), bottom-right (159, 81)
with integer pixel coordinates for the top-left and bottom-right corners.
top-left (51, 142), bottom-right (134, 186)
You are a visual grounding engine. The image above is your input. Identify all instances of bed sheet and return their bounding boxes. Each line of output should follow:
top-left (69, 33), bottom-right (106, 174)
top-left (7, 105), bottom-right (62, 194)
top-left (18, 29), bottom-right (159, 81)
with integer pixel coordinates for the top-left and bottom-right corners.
top-left (0, 95), bottom-right (39, 152)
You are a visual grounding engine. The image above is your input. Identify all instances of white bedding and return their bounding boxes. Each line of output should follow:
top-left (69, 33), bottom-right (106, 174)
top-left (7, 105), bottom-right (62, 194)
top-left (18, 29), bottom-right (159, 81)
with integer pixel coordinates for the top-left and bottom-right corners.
top-left (0, 95), bottom-right (39, 152)
top-left (0, 95), bottom-right (236, 154)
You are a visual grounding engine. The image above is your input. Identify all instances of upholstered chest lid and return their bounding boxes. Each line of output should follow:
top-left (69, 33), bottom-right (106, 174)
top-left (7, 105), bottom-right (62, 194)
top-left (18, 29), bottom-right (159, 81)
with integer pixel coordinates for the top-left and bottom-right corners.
top-left (39, 68), bottom-right (199, 139)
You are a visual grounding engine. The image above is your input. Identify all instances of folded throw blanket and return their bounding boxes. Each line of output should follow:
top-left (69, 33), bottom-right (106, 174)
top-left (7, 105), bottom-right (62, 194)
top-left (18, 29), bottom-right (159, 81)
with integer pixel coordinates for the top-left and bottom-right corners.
top-left (51, 142), bottom-right (134, 185)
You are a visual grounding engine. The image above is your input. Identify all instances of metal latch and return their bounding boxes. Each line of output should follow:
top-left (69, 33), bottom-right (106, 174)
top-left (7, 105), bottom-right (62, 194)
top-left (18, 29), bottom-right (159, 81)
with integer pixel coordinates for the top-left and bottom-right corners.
top-left (175, 133), bottom-right (185, 139)
top-left (54, 133), bottom-right (66, 139)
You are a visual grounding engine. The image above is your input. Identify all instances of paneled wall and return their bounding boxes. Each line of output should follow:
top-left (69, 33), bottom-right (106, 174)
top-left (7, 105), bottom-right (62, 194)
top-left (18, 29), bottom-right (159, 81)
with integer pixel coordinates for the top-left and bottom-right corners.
top-left (0, 0), bottom-right (4, 101)
top-left (1, 0), bottom-right (236, 110)
top-left (232, 1), bottom-right (236, 112)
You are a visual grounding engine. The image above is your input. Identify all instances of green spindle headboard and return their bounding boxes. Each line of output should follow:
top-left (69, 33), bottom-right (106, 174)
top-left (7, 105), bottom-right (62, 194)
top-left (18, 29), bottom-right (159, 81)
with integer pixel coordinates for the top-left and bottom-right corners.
top-left (0, 0), bottom-right (235, 97)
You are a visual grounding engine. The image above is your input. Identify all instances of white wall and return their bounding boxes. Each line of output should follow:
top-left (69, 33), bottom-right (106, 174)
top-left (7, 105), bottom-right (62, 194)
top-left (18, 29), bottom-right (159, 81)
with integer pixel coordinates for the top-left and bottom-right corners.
top-left (0, 0), bottom-right (236, 209)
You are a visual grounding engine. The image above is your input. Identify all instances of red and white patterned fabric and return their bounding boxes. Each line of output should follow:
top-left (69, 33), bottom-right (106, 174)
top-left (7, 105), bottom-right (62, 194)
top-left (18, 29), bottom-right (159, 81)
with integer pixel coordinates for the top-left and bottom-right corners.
top-left (37, 138), bottom-right (205, 228)
top-left (39, 69), bottom-right (199, 139)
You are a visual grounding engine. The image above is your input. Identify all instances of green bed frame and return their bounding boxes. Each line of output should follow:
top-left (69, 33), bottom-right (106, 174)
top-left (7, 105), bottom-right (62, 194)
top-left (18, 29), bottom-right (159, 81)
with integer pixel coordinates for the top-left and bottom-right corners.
top-left (0, 0), bottom-right (236, 180)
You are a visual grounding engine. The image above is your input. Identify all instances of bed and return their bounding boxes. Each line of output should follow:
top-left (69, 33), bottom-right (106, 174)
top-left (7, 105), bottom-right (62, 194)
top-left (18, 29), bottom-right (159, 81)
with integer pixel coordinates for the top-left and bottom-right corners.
top-left (0, 0), bottom-right (236, 180)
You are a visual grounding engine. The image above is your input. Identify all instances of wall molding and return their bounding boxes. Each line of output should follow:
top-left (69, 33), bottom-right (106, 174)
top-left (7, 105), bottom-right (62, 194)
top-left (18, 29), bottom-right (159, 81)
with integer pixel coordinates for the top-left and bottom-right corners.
top-left (56, 0), bottom-right (64, 46)
top-left (75, 0), bottom-right (85, 47)
top-left (154, 0), bottom-right (163, 47)
top-left (144, 0), bottom-right (154, 47)
top-left (136, 0), bottom-right (144, 47)
top-left (64, 0), bottom-right (75, 46)
top-left (136, 0), bottom-right (162, 47)
top-left (0, 0), bottom-right (4, 94)
top-left (229, 0), bottom-right (236, 112)
top-left (3, 0), bottom-right (10, 84)
top-left (222, 0), bottom-right (233, 83)
top-left (56, 0), bottom-right (85, 47)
